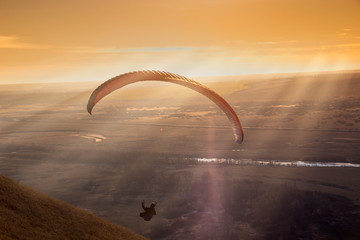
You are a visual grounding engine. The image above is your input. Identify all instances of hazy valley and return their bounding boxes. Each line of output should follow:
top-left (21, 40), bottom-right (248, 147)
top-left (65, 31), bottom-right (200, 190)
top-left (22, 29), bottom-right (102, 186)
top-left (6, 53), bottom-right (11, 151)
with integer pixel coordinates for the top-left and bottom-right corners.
top-left (1, 70), bottom-right (360, 239)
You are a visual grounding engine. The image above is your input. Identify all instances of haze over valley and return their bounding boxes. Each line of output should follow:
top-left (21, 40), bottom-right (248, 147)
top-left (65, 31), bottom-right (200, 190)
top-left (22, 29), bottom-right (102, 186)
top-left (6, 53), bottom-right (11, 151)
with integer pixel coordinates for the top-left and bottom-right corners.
top-left (1, 70), bottom-right (360, 239)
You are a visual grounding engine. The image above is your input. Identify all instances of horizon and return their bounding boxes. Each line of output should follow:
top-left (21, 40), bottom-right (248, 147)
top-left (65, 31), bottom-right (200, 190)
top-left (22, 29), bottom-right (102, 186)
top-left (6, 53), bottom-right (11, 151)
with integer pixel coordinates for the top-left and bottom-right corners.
top-left (1, 68), bottom-right (359, 86)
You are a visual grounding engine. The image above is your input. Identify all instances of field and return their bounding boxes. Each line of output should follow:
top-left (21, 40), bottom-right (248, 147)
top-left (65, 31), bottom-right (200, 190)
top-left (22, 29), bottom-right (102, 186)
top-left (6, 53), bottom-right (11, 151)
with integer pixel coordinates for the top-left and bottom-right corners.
top-left (1, 70), bottom-right (360, 239)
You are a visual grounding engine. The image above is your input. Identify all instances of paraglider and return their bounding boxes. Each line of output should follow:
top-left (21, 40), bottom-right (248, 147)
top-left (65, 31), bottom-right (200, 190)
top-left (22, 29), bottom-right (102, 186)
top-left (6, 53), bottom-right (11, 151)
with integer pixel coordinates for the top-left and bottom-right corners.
top-left (139, 200), bottom-right (157, 221)
top-left (87, 70), bottom-right (244, 143)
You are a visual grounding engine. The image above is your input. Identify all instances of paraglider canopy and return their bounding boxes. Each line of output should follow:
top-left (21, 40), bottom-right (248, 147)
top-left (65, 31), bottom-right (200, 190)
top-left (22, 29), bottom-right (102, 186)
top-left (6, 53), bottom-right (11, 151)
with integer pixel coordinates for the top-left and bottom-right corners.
top-left (87, 70), bottom-right (244, 143)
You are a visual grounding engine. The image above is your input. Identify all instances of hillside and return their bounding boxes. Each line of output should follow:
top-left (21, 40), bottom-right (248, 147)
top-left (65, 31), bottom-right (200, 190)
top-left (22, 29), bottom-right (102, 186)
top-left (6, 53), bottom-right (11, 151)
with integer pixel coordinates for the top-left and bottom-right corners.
top-left (0, 175), bottom-right (148, 240)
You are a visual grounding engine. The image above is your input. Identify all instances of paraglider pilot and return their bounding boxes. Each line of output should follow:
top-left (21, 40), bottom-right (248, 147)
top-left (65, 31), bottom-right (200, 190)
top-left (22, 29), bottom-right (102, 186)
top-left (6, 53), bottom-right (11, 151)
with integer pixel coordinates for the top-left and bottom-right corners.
top-left (139, 200), bottom-right (157, 221)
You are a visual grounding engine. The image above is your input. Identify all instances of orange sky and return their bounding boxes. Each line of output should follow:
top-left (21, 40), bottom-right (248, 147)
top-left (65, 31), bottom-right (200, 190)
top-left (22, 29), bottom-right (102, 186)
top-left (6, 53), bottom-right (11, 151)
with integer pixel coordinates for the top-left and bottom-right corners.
top-left (1, 0), bottom-right (360, 84)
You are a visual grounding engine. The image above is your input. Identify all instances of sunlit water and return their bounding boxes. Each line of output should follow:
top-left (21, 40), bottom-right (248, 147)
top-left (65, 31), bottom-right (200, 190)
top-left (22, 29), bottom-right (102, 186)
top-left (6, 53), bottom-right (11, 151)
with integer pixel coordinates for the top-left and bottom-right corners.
top-left (194, 158), bottom-right (360, 167)
top-left (71, 133), bottom-right (106, 142)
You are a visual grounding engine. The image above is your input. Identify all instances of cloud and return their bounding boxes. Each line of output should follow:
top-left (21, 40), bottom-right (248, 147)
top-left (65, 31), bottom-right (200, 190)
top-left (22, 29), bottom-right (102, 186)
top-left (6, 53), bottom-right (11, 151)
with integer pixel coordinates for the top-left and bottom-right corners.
top-left (336, 28), bottom-right (360, 40)
top-left (271, 42), bottom-right (360, 53)
top-left (256, 40), bottom-right (297, 45)
top-left (0, 35), bottom-right (47, 49)
top-left (0, 35), bottom-right (202, 53)
top-left (273, 46), bottom-right (326, 52)
top-left (68, 46), bottom-right (204, 54)
top-left (333, 43), bottom-right (360, 48)
top-left (122, 46), bottom-right (203, 52)
top-left (337, 28), bottom-right (352, 37)
top-left (223, 40), bottom-right (244, 44)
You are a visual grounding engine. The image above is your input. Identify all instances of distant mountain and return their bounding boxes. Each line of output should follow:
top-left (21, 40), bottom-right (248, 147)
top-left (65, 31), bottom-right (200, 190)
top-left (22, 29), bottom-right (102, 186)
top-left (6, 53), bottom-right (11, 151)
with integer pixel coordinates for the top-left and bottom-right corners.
top-left (2, 69), bottom-right (359, 105)
top-left (0, 175), bottom-right (148, 240)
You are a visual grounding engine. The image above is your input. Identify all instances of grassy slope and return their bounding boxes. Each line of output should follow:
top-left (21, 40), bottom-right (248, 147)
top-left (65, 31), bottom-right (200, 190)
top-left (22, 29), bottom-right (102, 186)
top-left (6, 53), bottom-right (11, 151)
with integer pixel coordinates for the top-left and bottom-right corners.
top-left (0, 175), bottom-right (148, 240)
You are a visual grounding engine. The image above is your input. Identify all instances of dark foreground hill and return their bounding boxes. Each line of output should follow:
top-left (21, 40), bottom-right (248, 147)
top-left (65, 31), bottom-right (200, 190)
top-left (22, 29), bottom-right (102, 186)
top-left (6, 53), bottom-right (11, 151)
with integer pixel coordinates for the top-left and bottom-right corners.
top-left (0, 175), bottom-right (147, 240)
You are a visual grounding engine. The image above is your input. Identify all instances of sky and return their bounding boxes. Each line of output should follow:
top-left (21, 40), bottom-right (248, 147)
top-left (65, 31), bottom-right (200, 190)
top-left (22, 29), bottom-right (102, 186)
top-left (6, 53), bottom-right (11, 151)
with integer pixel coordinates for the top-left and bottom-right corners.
top-left (1, 0), bottom-right (360, 84)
